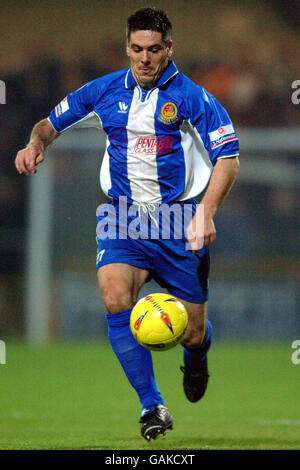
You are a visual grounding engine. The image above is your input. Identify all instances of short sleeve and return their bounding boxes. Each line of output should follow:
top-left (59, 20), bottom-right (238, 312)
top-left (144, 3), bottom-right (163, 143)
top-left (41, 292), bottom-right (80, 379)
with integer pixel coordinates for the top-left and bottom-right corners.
top-left (48, 79), bottom-right (102, 133)
top-left (188, 87), bottom-right (239, 166)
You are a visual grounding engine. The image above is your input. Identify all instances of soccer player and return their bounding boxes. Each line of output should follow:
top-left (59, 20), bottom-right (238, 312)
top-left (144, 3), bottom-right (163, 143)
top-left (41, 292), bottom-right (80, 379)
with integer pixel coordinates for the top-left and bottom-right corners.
top-left (15, 8), bottom-right (239, 441)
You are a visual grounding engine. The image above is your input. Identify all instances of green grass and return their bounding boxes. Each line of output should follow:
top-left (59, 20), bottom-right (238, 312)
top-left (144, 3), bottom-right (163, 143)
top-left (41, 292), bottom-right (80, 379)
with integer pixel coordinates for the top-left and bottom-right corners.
top-left (0, 340), bottom-right (299, 450)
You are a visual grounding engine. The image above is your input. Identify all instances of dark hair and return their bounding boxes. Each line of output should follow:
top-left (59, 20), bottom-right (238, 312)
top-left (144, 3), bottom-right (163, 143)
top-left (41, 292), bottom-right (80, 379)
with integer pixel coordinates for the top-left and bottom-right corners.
top-left (126, 7), bottom-right (172, 44)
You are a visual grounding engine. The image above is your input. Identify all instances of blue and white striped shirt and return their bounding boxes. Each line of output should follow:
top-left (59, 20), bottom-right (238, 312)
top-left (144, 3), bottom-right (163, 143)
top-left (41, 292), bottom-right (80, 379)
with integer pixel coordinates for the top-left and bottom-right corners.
top-left (48, 61), bottom-right (239, 204)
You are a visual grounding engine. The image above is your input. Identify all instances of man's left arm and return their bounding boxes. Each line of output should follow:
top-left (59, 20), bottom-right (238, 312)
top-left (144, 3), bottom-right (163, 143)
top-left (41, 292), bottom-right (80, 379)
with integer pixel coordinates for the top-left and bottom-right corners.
top-left (187, 156), bottom-right (240, 250)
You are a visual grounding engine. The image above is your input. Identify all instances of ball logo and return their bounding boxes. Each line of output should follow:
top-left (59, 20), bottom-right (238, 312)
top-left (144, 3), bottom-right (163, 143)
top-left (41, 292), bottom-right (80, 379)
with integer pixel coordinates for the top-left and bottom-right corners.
top-left (160, 313), bottom-right (174, 334)
top-left (218, 127), bottom-right (224, 134)
top-left (158, 102), bottom-right (178, 124)
top-left (147, 343), bottom-right (166, 349)
top-left (134, 311), bottom-right (148, 330)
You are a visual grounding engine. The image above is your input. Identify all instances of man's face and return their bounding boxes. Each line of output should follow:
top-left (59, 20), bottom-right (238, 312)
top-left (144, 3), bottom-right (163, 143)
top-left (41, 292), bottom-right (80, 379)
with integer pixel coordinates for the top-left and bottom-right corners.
top-left (126, 30), bottom-right (172, 89)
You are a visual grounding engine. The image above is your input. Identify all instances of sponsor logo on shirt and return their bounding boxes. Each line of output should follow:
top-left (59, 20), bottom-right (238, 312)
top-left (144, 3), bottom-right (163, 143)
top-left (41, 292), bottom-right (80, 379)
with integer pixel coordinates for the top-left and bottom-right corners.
top-left (209, 124), bottom-right (238, 149)
top-left (134, 136), bottom-right (173, 155)
top-left (55, 96), bottom-right (69, 117)
top-left (158, 102), bottom-right (179, 124)
top-left (118, 101), bottom-right (129, 113)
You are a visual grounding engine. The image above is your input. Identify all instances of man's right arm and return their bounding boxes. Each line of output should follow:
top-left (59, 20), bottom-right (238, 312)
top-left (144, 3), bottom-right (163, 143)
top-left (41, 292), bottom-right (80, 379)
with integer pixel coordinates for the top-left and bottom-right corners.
top-left (15, 118), bottom-right (59, 175)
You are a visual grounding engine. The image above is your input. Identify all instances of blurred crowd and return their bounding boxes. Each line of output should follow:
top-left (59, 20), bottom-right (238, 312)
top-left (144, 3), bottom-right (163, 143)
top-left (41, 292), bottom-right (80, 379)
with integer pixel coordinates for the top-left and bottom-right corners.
top-left (0, 27), bottom-right (299, 277)
top-left (0, 0), bottom-right (299, 337)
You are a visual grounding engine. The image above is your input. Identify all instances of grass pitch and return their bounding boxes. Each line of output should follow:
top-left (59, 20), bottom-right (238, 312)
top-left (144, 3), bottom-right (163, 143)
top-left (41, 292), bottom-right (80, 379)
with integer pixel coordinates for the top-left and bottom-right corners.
top-left (0, 340), bottom-right (299, 450)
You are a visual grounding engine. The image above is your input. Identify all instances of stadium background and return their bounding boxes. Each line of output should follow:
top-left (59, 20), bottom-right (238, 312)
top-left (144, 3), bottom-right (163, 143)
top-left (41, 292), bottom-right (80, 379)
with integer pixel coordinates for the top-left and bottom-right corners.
top-left (1, 0), bottom-right (299, 341)
top-left (0, 0), bottom-right (300, 451)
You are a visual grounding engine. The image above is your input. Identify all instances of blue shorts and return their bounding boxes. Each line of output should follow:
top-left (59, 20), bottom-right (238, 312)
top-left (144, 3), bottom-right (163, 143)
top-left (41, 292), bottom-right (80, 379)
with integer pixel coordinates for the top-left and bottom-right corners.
top-left (95, 199), bottom-right (209, 304)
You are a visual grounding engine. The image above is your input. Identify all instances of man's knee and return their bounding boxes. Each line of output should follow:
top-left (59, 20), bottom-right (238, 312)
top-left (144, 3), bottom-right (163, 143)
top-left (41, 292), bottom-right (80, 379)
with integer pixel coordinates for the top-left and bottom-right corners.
top-left (97, 267), bottom-right (134, 314)
top-left (97, 264), bottom-right (150, 314)
top-left (182, 328), bottom-right (205, 349)
top-left (181, 314), bottom-right (206, 349)
top-left (101, 280), bottom-right (133, 314)
top-left (178, 300), bottom-right (207, 349)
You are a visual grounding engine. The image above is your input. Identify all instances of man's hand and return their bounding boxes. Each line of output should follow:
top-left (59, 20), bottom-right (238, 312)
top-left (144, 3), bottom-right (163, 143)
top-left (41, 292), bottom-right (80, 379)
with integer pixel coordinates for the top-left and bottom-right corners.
top-left (203, 215), bottom-right (216, 247)
top-left (186, 206), bottom-right (216, 253)
top-left (186, 156), bottom-right (239, 253)
top-left (15, 118), bottom-right (59, 175)
top-left (15, 145), bottom-right (45, 175)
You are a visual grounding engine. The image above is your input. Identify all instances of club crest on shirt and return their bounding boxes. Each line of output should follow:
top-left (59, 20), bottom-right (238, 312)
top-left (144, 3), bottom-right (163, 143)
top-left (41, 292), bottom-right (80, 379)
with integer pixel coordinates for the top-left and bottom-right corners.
top-left (158, 102), bottom-right (179, 124)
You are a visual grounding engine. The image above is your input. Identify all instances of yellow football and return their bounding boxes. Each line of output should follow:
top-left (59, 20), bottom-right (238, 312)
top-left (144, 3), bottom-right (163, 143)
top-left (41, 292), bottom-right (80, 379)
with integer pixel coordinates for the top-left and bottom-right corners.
top-left (130, 293), bottom-right (188, 351)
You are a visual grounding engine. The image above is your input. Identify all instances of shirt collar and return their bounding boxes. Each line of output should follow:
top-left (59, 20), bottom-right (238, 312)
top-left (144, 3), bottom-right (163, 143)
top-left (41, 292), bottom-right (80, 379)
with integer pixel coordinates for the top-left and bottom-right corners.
top-left (125, 61), bottom-right (179, 89)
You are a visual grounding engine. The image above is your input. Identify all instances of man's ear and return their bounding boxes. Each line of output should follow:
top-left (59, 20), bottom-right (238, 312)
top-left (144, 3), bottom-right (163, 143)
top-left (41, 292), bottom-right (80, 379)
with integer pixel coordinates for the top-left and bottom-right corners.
top-left (126, 41), bottom-right (130, 57)
top-left (166, 40), bottom-right (173, 58)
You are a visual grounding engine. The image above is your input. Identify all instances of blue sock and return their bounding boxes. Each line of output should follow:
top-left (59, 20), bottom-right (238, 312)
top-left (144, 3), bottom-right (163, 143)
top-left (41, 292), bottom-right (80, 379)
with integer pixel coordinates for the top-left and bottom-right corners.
top-left (182, 319), bottom-right (213, 373)
top-left (106, 309), bottom-right (164, 413)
